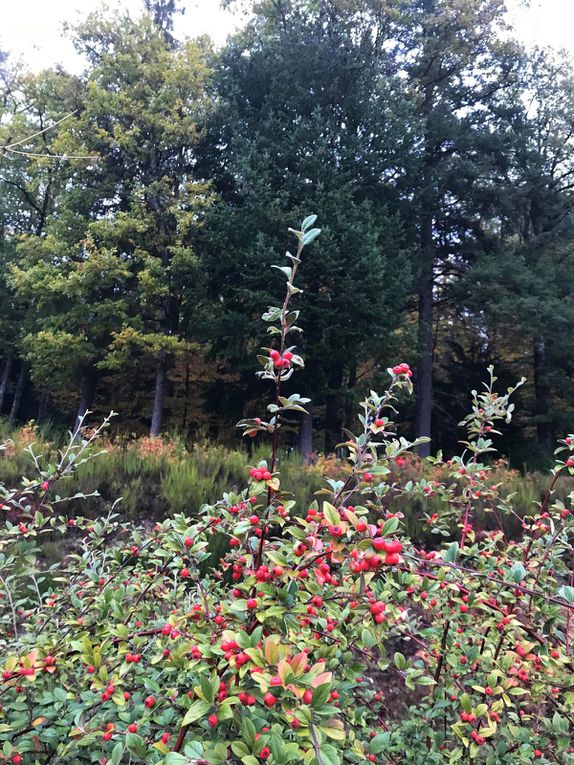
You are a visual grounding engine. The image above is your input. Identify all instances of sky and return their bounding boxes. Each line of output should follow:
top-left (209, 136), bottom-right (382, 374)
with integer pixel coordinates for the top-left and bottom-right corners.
top-left (1, 0), bottom-right (573, 72)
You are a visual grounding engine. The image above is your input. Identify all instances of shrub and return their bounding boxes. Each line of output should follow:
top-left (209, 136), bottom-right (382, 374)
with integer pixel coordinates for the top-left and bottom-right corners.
top-left (0, 217), bottom-right (573, 765)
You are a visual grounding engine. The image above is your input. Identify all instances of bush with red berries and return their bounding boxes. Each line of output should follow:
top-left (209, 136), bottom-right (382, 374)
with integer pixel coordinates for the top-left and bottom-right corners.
top-left (1, 217), bottom-right (573, 765)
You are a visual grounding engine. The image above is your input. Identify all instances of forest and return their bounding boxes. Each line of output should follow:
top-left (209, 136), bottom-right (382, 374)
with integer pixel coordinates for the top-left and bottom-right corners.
top-left (1, 0), bottom-right (574, 467)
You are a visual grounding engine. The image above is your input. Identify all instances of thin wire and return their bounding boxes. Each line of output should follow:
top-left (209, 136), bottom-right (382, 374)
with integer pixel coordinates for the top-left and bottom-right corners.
top-left (1, 109), bottom-right (99, 161)
top-left (2, 110), bottom-right (78, 150)
top-left (2, 146), bottom-right (99, 160)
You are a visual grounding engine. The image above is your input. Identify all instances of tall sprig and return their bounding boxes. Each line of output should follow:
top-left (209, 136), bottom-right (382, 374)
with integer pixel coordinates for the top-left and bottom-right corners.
top-left (237, 215), bottom-right (321, 490)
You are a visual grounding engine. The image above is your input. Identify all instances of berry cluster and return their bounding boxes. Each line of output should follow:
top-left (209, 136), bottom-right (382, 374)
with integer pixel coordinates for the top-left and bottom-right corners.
top-left (269, 349), bottom-right (293, 368)
top-left (391, 362), bottom-right (412, 377)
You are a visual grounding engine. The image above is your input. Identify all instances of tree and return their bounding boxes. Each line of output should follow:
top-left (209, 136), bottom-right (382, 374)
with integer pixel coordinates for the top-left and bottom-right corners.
top-left (201, 0), bottom-right (412, 454)
top-left (386, 0), bottom-right (520, 455)
top-left (0, 62), bottom-right (87, 421)
top-left (143, 0), bottom-right (184, 44)
top-left (459, 47), bottom-right (574, 460)
top-left (10, 8), bottom-right (214, 432)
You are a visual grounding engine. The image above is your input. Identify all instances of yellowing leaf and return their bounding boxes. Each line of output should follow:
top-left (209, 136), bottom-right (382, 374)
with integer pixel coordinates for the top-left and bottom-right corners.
top-left (320, 718), bottom-right (345, 741)
top-left (311, 671), bottom-right (333, 688)
top-left (323, 502), bottom-right (340, 526)
top-left (264, 638), bottom-right (280, 665)
top-left (290, 652), bottom-right (307, 676)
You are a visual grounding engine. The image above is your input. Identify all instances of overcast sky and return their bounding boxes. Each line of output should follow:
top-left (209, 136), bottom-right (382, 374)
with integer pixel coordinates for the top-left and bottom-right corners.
top-left (1, 0), bottom-right (573, 72)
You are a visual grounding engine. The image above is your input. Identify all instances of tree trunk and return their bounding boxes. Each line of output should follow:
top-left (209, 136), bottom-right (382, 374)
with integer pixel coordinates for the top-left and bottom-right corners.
top-left (533, 334), bottom-right (552, 450)
top-left (150, 350), bottom-right (166, 437)
top-left (37, 391), bottom-right (49, 422)
top-left (415, 210), bottom-right (434, 457)
top-left (75, 369), bottom-right (97, 433)
top-left (415, 46), bottom-right (437, 458)
top-left (8, 361), bottom-right (28, 425)
top-left (182, 357), bottom-right (190, 433)
top-left (299, 405), bottom-right (314, 465)
top-left (0, 352), bottom-right (13, 414)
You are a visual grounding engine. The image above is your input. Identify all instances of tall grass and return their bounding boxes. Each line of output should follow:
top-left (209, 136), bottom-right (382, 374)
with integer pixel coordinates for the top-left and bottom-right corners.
top-left (0, 423), bottom-right (571, 542)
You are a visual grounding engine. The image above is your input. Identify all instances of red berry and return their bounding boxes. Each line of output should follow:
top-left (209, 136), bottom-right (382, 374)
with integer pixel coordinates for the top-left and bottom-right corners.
top-left (127, 723), bottom-right (138, 733)
top-left (263, 692), bottom-right (277, 707)
top-left (208, 714), bottom-right (218, 728)
top-left (144, 695), bottom-right (155, 709)
top-left (246, 598), bottom-right (258, 610)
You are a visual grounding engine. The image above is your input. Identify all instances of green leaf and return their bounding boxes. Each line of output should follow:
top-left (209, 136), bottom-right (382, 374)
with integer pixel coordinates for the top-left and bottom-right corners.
top-left (241, 757), bottom-right (260, 765)
top-left (317, 744), bottom-right (340, 765)
top-left (320, 718), bottom-right (345, 741)
top-left (301, 214), bottom-right (317, 231)
top-left (311, 683), bottom-right (332, 709)
top-left (509, 562), bottom-right (526, 583)
top-left (558, 585), bottom-right (574, 603)
top-left (445, 541), bottom-right (459, 562)
top-left (111, 742), bottom-right (125, 765)
top-left (163, 755), bottom-right (190, 765)
top-left (415, 675), bottom-right (436, 686)
top-left (200, 675), bottom-right (214, 703)
top-left (381, 516), bottom-right (399, 535)
top-left (241, 716), bottom-right (257, 747)
top-left (270, 734), bottom-right (285, 763)
top-left (322, 501), bottom-right (340, 526)
top-left (181, 699), bottom-right (211, 725)
top-left (368, 733), bottom-right (389, 754)
top-left (302, 228), bottom-right (321, 246)
top-left (232, 742), bottom-right (251, 758)
top-left (185, 741), bottom-right (204, 758)
top-left (394, 652), bottom-right (406, 670)
top-left (126, 732), bottom-right (147, 758)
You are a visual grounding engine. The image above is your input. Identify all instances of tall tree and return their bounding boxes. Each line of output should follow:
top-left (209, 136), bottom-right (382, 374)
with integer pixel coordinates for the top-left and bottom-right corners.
top-left (202, 0), bottom-right (412, 453)
top-left (388, 0), bottom-right (519, 455)
top-left (459, 47), bottom-right (574, 459)
top-left (10, 9), bottom-right (214, 432)
top-left (1, 64), bottom-right (85, 421)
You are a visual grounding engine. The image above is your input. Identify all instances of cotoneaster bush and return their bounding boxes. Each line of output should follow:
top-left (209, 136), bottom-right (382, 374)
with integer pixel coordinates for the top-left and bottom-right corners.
top-left (0, 217), bottom-right (573, 765)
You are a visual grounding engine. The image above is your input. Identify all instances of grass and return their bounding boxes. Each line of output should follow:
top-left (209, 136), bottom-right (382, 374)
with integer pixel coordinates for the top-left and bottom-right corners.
top-left (1, 422), bottom-right (571, 546)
